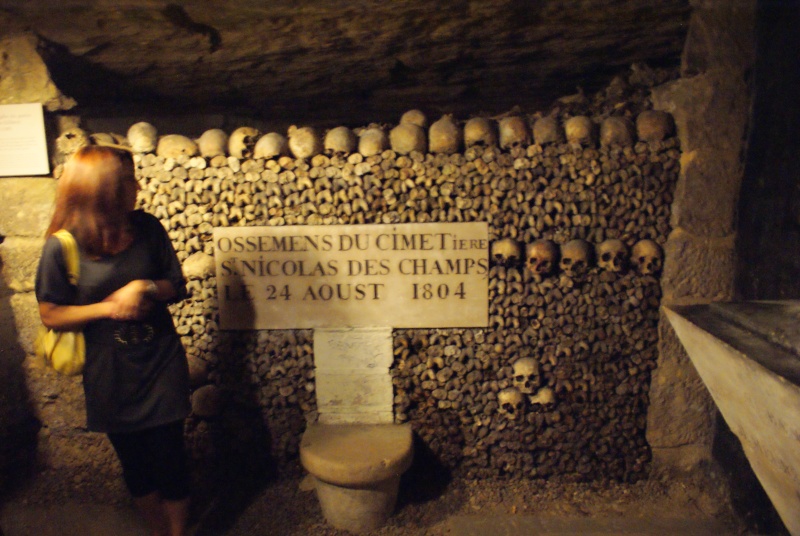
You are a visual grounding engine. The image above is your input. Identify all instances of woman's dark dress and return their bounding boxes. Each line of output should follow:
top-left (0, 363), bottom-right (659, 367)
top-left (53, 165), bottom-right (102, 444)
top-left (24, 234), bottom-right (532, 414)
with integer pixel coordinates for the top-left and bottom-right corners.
top-left (35, 210), bottom-right (190, 433)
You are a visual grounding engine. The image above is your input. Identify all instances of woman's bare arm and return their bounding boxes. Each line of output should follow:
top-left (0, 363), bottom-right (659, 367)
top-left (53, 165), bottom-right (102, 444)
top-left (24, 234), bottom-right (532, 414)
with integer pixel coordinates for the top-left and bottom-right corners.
top-left (39, 301), bottom-right (115, 330)
top-left (39, 279), bottom-right (177, 329)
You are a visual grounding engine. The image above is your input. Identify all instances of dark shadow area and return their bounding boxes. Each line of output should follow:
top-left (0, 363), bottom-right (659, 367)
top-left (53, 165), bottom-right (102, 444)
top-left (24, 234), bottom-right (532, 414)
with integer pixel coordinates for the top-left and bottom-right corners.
top-left (396, 432), bottom-right (453, 508)
top-left (712, 413), bottom-right (789, 535)
top-left (37, 38), bottom-right (193, 116)
top-left (185, 319), bottom-right (274, 535)
top-left (0, 251), bottom-right (42, 500)
top-left (189, 405), bottom-right (276, 536)
top-left (735, 0), bottom-right (800, 300)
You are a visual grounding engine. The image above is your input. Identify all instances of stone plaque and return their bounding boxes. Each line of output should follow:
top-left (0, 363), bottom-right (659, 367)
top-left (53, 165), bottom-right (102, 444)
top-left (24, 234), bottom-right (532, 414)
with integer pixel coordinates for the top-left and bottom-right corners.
top-left (0, 104), bottom-right (49, 177)
top-left (214, 223), bottom-right (489, 329)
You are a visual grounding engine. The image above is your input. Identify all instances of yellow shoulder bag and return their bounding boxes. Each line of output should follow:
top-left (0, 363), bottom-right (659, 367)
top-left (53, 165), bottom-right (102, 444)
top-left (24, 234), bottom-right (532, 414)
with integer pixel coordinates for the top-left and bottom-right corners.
top-left (34, 229), bottom-right (85, 376)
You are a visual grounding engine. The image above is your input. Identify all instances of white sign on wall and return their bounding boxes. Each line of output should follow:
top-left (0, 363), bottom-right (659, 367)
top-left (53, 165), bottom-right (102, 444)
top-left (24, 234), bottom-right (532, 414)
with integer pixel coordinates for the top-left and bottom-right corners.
top-left (0, 104), bottom-right (49, 177)
top-left (213, 222), bottom-right (489, 329)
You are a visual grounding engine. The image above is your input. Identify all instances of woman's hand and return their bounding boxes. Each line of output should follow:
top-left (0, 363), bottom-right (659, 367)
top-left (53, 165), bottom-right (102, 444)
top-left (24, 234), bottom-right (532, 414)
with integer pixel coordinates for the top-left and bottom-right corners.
top-left (103, 280), bottom-right (155, 321)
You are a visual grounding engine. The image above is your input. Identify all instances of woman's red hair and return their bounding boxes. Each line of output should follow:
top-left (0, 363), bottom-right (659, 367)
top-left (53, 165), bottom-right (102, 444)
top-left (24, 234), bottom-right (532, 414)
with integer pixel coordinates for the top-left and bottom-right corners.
top-left (47, 146), bottom-right (138, 257)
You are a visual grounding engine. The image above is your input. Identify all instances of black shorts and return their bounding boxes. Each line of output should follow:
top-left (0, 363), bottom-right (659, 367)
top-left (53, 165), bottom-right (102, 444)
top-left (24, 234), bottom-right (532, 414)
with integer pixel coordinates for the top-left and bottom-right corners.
top-left (108, 420), bottom-right (190, 500)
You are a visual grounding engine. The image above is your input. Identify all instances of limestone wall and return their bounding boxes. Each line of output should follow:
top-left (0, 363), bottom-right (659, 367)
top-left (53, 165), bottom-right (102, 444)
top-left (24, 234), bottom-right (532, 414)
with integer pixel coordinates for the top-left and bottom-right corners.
top-left (645, 0), bottom-right (755, 474)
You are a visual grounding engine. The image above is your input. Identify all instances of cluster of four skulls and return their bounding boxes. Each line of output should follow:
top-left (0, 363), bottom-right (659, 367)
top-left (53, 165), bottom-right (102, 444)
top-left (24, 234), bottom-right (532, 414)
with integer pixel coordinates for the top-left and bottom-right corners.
top-left (490, 237), bottom-right (663, 278)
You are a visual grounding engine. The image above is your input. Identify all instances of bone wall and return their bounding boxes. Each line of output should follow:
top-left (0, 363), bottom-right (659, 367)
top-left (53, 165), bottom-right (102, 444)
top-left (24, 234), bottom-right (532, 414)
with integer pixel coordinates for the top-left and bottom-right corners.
top-left (127, 110), bottom-right (679, 480)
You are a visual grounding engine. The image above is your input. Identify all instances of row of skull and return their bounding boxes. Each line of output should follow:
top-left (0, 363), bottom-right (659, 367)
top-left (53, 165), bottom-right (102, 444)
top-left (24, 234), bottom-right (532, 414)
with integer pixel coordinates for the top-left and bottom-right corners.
top-left (491, 237), bottom-right (663, 277)
top-left (95, 108), bottom-right (674, 162)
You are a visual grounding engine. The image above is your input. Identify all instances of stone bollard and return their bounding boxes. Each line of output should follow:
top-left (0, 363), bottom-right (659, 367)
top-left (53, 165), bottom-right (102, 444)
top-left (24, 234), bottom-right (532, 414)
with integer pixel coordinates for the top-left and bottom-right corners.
top-left (300, 423), bottom-right (414, 533)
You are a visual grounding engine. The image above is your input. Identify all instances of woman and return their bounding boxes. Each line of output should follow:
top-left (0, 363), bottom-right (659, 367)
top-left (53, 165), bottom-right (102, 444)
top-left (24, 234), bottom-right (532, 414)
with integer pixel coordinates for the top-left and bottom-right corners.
top-left (35, 145), bottom-right (191, 536)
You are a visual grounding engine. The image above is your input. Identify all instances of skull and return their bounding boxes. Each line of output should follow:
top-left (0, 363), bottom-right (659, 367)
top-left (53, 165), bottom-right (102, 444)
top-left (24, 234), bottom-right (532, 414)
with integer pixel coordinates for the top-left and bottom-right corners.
top-left (632, 239), bottom-right (663, 275)
top-left (288, 125), bottom-right (322, 160)
top-left (358, 126), bottom-right (388, 157)
top-left (512, 357), bottom-right (539, 395)
top-left (564, 116), bottom-right (595, 146)
top-left (400, 109), bottom-right (428, 129)
top-left (127, 122), bottom-right (157, 153)
top-left (55, 127), bottom-right (91, 163)
top-left (254, 132), bottom-right (289, 159)
top-left (90, 132), bottom-right (121, 147)
top-left (498, 387), bottom-right (525, 420)
top-left (463, 117), bottom-right (497, 147)
top-left (196, 129), bottom-right (228, 158)
top-left (428, 114), bottom-right (462, 154)
top-left (636, 110), bottom-right (674, 142)
top-left (490, 238), bottom-right (521, 266)
top-left (528, 386), bottom-right (555, 406)
top-left (389, 123), bottom-right (426, 155)
top-left (600, 116), bottom-right (634, 147)
top-left (324, 126), bottom-right (357, 156)
top-left (498, 116), bottom-right (530, 149)
top-left (228, 127), bottom-right (261, 159)
top-left (110, 132), bottom-right (129, 146)
top-left (596, 239), bottom-right (628, 272)
top-left (525, 239), bottom-right (559, 278)
top-left (532, 116), bottom-right (562, 145)
top-left (559, 239), bottom-right (592, 278)
top-left (156, 134), bottom-right (199, 159)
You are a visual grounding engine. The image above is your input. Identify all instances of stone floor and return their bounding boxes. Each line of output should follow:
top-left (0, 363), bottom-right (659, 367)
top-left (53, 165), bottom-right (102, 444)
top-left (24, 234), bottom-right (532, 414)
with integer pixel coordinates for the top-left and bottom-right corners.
top-left (0, 503), bottom-right (741, 536)
top-left (1, 503), bottom-right (147, 536)
top-left (0, 471), bottom-right (780, 536)
top-left (446, 515), bottom-right (738, 535)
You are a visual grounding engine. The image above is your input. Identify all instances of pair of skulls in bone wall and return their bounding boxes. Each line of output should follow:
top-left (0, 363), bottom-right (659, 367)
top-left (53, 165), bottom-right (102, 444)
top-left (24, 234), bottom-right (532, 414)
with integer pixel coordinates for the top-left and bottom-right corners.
top-left (489, 237), bottom-right (663, 277)
top-left (595, 238), bottom-right (664, 275)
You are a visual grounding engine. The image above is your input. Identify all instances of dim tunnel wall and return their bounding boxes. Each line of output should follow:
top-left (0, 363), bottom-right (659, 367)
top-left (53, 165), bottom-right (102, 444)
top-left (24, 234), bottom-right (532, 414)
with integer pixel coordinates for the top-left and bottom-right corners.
top-left (0, 0), bottom-right (757, 506)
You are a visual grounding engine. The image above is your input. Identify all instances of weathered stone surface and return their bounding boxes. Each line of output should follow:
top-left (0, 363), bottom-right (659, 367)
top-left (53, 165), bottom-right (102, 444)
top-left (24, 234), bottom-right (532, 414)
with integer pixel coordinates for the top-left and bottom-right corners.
top-left (28, 375), bottom-right (87, 438)
top-left (661, 227), bottom-right (736, 304)
top-left (652, 70), bottom-right (749, 237)
top-left (6, 1), bottom-right (690, 126)
top-left (314, 328), bottom-right (394, 424)
top-left (666, 304), bottom-right (800, 534)
top-left (709, 301), bottom-right (800, 370)
top-left (0, 178), bottom-right (55, 238)
top-left (0, 237), bottom-right (45, 295)
top-left (652, 70), bottom-right (749, 150)
top-left (0, 33), bottom-right (76, 111)
top-left (300, 423), bottom-right (413, 487)
top-left (647, 311), bottom-right (716, 470)
top-left (0, 324), bottom-right (30, 427)
top-left (669, 148), bottom-right (740, 236)
top-left (9, 292), bottom-right (41, 355)
top-left (681, 1), bottom-right (756, 75)
top-left (644, 1), bottom-right (755, 483)
top-left (36, 426), bottom-right (117, 473)
top-left (314, 328), bottom-right (393, 370)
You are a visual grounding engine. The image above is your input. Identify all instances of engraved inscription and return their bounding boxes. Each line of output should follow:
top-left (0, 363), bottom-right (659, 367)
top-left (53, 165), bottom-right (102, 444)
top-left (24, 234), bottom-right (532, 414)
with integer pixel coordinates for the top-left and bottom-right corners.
top-left (214, 223), bottom-right (489, 329)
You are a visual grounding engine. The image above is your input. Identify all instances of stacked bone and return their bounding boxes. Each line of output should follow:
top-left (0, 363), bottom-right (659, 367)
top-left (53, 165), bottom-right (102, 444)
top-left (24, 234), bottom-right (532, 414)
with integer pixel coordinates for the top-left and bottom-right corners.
top-left (106, 106), bottom-right (677, 481)
top-left (394, 266), bottom-right (661, 480)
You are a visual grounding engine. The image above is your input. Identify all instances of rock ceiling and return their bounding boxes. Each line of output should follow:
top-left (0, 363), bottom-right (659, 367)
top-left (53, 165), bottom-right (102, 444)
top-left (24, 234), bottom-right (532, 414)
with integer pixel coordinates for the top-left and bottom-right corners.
top-left (1, 1), bottom-right (690, 127)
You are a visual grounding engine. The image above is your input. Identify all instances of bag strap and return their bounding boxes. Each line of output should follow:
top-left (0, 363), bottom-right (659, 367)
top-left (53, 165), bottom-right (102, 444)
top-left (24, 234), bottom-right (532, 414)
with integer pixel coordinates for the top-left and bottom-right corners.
top-left (52, 229), bottom-right (80, 286)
